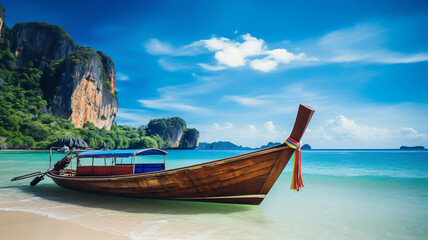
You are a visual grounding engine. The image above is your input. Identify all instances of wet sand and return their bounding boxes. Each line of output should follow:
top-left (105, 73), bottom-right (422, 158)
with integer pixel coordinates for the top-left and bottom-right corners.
top-left (0, 210), bottom-right (129, 240)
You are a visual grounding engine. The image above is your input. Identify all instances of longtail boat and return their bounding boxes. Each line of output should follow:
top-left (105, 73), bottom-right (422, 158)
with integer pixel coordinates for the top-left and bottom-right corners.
top-left (12, 104), bottom-right (314, 205)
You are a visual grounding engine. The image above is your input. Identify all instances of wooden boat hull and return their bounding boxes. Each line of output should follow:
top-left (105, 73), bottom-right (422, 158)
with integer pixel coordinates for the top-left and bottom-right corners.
top-left (47, 104), bottom-right (314, 205)
top-left (48, 145), bottom-right (293, 205)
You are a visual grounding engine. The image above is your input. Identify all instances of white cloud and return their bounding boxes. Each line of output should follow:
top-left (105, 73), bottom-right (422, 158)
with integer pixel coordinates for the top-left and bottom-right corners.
top-left (225, 96), bottom-right (267, 107)
top-left (145, 39), bottom-right (173, 55)
top-left (305, 115), bottom-right (428, 147)
top-left (316, 24), bottom-right (428, 64)
top-left (214, 122), bottom-right (234, 130)
top-left (147, 23), bottom-right (428, 74)
top-left (400, 127), bottom-right (428, 139)
top-left (264, 121), bottom-right (276, 134)
top-left (147, 34), bottom-right (309, 72)
top-left (145, 38), bottom-right (204, 56)
top-left (247, 125), bottom-right (257, 132)
top-left (249, 49), bottom-right (311, 72)
top-left (215, 46), bottom-right (246, 67)
top-left (116, 72), bottom-right (129, 81)
top-left (198, 63), bottom-right (227, 71)
top-left (203, 37), bottom-right (233, 51)
top-left (115, 108), bottom-right (153, 127)
top-left (267, 49), bottom-right (307, 63)
top-left (239, 34), bottom-right (267, 56)
top-left (139, 97), bottom-right (206, 113)
top-left (224, 84), bottom-right (327, 114)
top-left (322, 115), bottom-right (392, 141)
top-left (137, 77), bottom-right (222, 114)
top-left (249, 58), bottom-right (277, 72)
top-left (200, 34), bottom-right (307, 71)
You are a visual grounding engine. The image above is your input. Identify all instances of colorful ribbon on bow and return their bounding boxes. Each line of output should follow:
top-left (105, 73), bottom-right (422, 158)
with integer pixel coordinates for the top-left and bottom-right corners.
top-left (285, 137), bottom-right (304, 191)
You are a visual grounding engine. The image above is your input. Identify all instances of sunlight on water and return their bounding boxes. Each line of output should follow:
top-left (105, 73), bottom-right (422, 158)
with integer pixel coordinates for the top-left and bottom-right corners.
top-left (1, 150), bottom-right (427, 239)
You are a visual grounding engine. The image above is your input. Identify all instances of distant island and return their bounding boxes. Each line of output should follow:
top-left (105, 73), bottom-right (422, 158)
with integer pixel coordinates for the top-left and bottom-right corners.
top-left (259, 142), bottom-right (282, 149)
top-left (198, 141), bottom-right (313, 150)
top-left (301, 144), bottom-right (312, 150)
top-left (400, 146), bottom-right (425, 150)
top-left (198, 141), bottom-right (253, 150)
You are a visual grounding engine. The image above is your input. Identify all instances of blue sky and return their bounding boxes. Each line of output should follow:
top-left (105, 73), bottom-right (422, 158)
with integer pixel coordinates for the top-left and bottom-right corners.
top-left (3, 0), bottom-right (428, 148)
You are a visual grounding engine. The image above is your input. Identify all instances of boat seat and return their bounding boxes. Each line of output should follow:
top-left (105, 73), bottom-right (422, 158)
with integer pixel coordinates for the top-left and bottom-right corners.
top-left (112, 165), bottom-right (134, 175)
top-left (76, 165), bottom-right (134, 176)
top-left (134, 163), bottom-right (165, 173)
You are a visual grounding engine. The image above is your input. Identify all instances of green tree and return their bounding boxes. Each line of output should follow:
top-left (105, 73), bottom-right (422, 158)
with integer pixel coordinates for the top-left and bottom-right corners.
top-left (140, 136), bottom-right (158, 149)
top-left (105, 138), bottom-right (115, 149)
top-left (88, 138), bottom-right (96, 148)
top-left (138, 126), bottom-right (146, 137)
top-left (151, 134), bottom-right (166, 149)
top-left (115, 136), bottom-right (124, 149)
top-left (4, 114), bottom-right (23, 131)
top-left (22, 136), bottom-right (35, 148)
top-left (7, 137), bottom-right (23, 147)
top-left (21, 121), bottom-right (50, 141)
top-left (129, 138), bottom-right (141, 149)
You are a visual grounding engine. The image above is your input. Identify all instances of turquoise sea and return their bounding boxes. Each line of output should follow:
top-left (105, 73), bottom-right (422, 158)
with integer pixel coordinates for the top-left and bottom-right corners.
top-left (0, 149), bottom-right (427, 240)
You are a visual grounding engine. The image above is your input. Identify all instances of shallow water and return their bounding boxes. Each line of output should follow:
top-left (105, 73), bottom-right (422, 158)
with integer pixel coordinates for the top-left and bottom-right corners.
top-left (1, 150), bottom-right (427, 240)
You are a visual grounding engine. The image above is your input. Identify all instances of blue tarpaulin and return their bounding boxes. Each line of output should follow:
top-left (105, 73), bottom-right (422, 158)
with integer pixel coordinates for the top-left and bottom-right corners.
top-left (77, 149), bottom-right (167, 158)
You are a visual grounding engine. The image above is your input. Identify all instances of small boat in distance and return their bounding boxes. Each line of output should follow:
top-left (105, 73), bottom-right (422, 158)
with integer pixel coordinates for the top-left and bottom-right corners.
top-left (57, 145), bottom-right (70, 153)
top-left (12, 104), bottom-right (314, 205)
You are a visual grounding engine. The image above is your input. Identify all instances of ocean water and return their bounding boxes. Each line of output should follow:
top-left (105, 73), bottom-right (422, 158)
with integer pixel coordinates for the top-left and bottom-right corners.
top-left (0, 149), bottom-right (427, 240)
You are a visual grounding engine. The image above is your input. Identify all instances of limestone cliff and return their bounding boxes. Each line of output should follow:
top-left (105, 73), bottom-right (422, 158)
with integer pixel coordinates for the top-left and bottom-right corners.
top-left (49, 47), bottom-right (117, 129)
top-left (179, 128), bottom-right (199, 149)
top-left (7, 22), bottom-right (117, 129)
top-left (170, 125), bottom-right (184, 148)
top-left (146, 117), bottom-right (199, 148)
top-left (147, 117), bottom-right (185, 148)
top-left (10, 22), bottom-right (76, 67)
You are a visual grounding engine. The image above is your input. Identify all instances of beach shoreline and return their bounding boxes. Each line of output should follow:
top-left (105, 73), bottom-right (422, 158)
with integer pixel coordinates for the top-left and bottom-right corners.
top-left (0, 210), bottom-right (129, 240)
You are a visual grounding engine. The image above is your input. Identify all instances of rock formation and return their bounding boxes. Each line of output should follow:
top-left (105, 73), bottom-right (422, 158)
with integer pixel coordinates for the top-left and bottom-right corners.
top-left (49, 48), bottom-right (117, 129)
top-left (99, 142), bottom-right (108, 150)
top-left (55, 137), bottom-right (88, 149)
top-left (10, 22), bottom-right (76, 66)
top-left (7, 21), bottom-right (117, 129)
top-left (147, 117), bottom-right (199, 148)
top-left (179, 128), bottom-right (200, 149)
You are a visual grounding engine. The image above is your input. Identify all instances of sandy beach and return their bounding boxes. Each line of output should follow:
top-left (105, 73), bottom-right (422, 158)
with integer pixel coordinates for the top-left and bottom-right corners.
top-left (0, 211), bottom-right (128, 240)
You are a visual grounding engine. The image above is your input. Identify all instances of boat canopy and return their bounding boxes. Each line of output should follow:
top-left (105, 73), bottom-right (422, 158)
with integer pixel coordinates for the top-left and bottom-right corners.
top-left (77, 149), bottom-right (167, 159)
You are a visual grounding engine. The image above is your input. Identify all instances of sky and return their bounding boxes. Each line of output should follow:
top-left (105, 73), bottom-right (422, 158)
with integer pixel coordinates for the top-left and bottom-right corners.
top-left (2, 0), bottom-right (428, 148)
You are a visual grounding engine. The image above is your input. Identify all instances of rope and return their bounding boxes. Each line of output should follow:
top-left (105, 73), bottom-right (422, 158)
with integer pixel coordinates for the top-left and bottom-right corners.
top-left (285, 137), bottom-right (304, 191)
